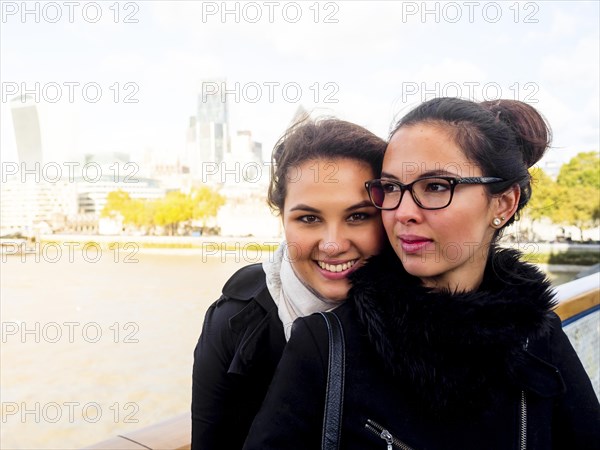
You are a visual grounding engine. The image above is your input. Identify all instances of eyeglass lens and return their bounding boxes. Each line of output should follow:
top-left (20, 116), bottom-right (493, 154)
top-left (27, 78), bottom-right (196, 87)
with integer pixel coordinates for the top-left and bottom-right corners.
top-left (370, 178), bottom-right (453, 209)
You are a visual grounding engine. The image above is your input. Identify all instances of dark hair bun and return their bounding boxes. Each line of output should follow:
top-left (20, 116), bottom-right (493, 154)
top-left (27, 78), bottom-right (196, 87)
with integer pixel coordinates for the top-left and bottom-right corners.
top-left (480, 100), bottom-right (551, 167)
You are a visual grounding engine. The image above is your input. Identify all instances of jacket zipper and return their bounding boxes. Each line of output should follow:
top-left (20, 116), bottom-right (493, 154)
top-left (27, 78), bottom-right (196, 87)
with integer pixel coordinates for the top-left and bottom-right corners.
top-left (520, 390), bottom-right (527, 449)
top-left (367, 394), bottom-right (527, 450)
top-left (365, 419), bottom-right (415, 450)
top-left (520, 339), bottom-right (528, 450)
top-left (366, 335), bottom-right (528, 450)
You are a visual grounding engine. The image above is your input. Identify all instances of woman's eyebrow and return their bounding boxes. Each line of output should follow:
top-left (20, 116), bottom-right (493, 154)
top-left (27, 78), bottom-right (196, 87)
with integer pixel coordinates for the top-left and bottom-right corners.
top-left (289, 200), bottom-right (375, 214)
top-left (289, 204), bottom-right (320, 213)
top-left (381, 169), bottom-right (461, 180)
top-left (380, 171), bottom-right (399, 179)
top-left (420, 169), bottom-right (461, 177)
top-left (345, 200), bottom-right (375, 212)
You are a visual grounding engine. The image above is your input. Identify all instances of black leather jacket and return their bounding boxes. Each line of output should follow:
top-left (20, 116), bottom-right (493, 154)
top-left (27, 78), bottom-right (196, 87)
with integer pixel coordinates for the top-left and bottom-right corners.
top-left (244, 250), bottom-right (600, 449)
top-left (191, 264), bottom-right (285, 450)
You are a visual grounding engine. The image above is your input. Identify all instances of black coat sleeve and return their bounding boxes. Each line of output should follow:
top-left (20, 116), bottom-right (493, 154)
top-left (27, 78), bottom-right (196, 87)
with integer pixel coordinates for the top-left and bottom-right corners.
top-left (191, 296), bottom-right (246, 450)
top-left (549, 315), bottom-right (600, 449)
top-left (243, 315), bottom-right (329, 450)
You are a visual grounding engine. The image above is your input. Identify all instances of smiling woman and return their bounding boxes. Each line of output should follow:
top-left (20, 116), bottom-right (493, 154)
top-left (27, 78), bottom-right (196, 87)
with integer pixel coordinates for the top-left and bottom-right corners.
top-left (190, 117), bottom-right (386, 450)
top-left (243, 98), bottom-right (600, 450)
top-left (282, 158), bottom-right (383, 303)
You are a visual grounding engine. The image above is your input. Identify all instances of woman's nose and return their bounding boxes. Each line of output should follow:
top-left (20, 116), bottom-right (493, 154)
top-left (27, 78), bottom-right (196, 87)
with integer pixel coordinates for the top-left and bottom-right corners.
top-left (393, 190), bottom-right (423, 224)
top-left (318, 225), bottom-right (350, 255)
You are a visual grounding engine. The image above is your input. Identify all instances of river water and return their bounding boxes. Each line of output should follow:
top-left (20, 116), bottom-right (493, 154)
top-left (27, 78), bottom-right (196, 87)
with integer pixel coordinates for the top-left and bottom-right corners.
top-left (0, 250), bottom-right (580, 449)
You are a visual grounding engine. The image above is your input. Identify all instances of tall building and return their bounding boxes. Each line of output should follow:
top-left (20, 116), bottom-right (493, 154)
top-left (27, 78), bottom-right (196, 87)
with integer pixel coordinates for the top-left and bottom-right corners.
top-left (197, 78), bottom-right (229, 166)
top-left (185, 78), bottom-right (230, 182)
top-left (185, 116), bottom-right (200, 177)
top-left (10, 95), bottom-right (43, 166)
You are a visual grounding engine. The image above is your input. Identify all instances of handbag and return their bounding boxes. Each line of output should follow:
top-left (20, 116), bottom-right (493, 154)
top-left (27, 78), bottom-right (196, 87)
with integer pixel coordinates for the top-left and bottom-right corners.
top-left (318, 311), bottom-right (346, 450)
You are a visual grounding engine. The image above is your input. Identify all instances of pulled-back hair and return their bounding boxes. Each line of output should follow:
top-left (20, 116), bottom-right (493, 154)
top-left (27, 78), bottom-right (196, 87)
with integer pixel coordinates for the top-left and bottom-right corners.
top-left (391, 97), bottom-right (551, 229)
top-left (268, 117), bottom-right (386, 214)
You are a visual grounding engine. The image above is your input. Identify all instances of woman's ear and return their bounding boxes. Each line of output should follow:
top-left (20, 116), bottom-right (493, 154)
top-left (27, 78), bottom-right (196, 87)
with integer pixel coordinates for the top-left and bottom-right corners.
top-left (492, 185), bottom-right (520, 226)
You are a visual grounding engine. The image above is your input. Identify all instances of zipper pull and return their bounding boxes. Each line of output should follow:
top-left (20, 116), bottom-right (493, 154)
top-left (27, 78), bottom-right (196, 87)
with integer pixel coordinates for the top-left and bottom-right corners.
top-left (380, 429), bottom-right (393, 450)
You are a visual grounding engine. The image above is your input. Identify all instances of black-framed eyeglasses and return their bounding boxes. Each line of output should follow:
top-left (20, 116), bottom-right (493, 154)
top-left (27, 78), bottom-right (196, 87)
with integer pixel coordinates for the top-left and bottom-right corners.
top-left (365, 176), bottom-right (505, 210)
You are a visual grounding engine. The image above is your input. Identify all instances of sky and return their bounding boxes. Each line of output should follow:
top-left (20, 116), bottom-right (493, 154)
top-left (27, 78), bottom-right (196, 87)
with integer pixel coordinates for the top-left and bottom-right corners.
top-left (1, 1), bottom-right (599, 171)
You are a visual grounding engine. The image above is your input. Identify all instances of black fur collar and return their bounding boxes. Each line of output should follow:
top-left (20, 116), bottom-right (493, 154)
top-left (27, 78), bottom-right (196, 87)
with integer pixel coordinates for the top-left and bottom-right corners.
top-left (348, 246), bottom-right (557, 416)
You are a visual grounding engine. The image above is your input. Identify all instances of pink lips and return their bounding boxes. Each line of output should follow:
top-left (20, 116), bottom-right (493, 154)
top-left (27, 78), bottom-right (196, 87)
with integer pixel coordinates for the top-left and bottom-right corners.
top-left (315, 259), bottom-right (358, 280)
top-left (399, 235), bottom-right (433, 253)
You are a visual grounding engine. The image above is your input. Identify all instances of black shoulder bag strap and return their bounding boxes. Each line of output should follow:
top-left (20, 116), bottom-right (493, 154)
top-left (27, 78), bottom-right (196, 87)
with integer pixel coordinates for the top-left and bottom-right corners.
top-left (318, 311), bottom-right (346, 450)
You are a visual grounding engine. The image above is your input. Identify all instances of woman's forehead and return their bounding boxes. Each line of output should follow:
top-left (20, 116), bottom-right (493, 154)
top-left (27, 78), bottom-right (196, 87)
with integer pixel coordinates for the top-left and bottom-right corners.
top-left (384, 125), bottom-right (481, 178)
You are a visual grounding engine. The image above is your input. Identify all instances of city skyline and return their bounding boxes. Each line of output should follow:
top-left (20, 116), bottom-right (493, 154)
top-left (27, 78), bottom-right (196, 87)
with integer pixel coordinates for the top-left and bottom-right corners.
top-left (1, 1), bottom-right (598, 172)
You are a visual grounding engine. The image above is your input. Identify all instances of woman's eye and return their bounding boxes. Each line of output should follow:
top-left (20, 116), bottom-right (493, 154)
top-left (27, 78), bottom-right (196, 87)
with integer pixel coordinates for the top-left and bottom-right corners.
top-left (425, 182), bottom-right (449, 192)
top-left (382, 182), bottom-right (400, 193)
top-left (348, 212), bottom-right (370, 222)
top-left (299, 215), bottom-right (320, 224)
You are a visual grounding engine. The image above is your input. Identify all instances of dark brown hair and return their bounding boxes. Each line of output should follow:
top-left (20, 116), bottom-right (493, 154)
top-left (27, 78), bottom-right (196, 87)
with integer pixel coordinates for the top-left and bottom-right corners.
top-left (391, 97), bottom-right (552, 229)
top-left (268, 117), bottom-right (387, 214)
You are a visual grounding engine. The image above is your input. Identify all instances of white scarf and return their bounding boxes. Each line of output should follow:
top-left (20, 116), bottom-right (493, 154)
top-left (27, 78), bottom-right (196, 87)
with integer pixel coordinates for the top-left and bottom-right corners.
top-left (263, 242), bottom-right (339, 341)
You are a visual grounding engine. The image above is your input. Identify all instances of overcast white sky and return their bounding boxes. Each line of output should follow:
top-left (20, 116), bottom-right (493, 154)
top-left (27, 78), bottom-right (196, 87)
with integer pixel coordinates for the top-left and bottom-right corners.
top-left (1, 1), bottom-right (598, 169)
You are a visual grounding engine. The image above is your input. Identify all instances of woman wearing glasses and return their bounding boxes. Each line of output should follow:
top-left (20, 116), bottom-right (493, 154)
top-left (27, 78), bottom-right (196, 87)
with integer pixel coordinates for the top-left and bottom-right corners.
top-left (243, 98), bottom-right (600, 449)
top-left (191, 118), bottom-right (386, 450)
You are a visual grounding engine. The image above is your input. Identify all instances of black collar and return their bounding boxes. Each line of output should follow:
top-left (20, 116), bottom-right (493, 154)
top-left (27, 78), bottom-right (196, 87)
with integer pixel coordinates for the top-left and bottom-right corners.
top-left (348, 247), bottom-right (560, 415)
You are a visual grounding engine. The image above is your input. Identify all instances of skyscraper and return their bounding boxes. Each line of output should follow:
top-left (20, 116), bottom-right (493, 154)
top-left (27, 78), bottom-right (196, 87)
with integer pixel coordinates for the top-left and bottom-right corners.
top-left (197, 78), bottom-right (229, 167)
top-left (10, 95), bottom-right (43, 166)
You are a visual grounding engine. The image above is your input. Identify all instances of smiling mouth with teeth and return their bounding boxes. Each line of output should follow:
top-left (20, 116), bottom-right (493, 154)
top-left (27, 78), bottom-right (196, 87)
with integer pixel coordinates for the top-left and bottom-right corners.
top-left (317, 259), bottom-right (357, 273)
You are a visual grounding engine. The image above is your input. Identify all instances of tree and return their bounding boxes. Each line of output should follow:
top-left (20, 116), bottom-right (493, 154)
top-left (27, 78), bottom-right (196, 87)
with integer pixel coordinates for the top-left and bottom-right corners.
top-left (191, 186), bottom-right (226, 228)
top-left (552, 186), bottom-right (598, 240)
top-left (525, 168), bottom-right (561, 222)
top-left (101, 187), bottom-right (226, 236)
top-left (557, 151), bottom-right (599, 188)
top-left (553, 152), bottom-right (600, 240)
top-left (102, 190), bottom-right (132, 219)
top-left (154, 191), bottom-right (194, 236)
top-left (102, 190), bottom-right (154, 232)
top-left (128, 199), bottom-right (155, 230)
